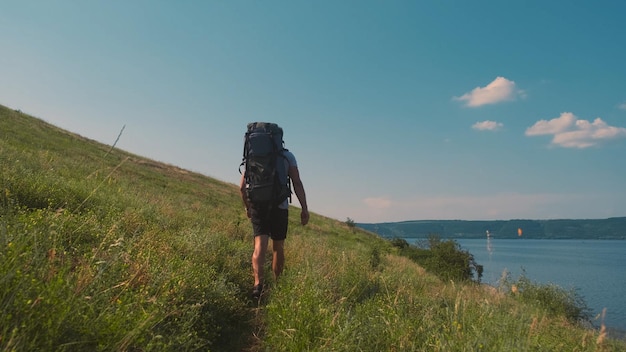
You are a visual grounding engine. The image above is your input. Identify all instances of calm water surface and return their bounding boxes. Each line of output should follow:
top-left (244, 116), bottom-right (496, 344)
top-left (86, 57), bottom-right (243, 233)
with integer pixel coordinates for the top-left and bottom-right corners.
top-left (409, 238), bottom-right (626, 331)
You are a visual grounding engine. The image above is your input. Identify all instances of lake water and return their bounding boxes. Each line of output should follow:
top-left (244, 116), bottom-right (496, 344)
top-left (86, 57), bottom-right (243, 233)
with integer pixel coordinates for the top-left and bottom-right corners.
top-left (407, 238), bottom-right (626, 332)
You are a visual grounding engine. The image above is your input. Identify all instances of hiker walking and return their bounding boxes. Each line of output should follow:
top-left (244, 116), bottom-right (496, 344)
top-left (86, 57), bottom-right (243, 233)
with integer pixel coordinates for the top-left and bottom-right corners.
top-left (239, 122), bottom-right (309, 299)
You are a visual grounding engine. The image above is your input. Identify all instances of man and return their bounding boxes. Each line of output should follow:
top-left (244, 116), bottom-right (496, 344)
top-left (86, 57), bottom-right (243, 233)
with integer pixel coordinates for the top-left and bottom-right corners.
top-left (239, 137), bottom-right (309, 299)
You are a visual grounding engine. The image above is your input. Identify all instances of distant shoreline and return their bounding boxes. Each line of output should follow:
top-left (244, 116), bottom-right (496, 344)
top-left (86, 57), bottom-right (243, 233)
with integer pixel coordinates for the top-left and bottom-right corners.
top-left (387, 236), bottom-right (626, 240)
top-left (357, 217), bottom-right (626, 240)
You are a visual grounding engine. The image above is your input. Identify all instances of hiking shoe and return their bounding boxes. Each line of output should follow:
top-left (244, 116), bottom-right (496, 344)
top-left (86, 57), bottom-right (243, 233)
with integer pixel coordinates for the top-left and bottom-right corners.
top-left (252, 284), bottom-right (263, 299)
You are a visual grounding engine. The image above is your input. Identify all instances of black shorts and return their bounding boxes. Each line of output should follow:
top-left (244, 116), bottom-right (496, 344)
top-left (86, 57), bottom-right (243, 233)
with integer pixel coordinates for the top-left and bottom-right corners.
top-left (250, 206), bottom-right (289, 240)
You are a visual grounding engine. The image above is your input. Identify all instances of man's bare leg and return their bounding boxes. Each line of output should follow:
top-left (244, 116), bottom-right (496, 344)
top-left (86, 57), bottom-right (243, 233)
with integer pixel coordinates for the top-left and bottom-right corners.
top-left (252, 235), bottom-right (269, 286)
top-left (272, 239), bottom-right (285, 280)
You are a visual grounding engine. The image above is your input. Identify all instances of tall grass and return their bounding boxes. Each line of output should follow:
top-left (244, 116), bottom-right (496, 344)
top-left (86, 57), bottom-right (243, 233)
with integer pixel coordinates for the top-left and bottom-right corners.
top-left (1, 105), bottom-right (624, 351)
top-left (1, 107), bottom-right (254, 350)
top-left (262, 227), bottom-right (623, 351)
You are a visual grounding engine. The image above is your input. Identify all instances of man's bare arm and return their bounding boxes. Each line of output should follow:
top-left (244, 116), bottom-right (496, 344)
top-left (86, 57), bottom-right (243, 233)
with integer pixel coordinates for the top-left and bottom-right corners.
top-left (239, 173), bottom-right (251, 217)
top-left (289, 165), bottom-right (309, 225)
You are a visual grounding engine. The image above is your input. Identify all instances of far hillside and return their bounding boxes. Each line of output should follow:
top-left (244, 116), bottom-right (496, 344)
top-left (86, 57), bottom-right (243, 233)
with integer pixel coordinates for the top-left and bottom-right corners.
top-left (359, 218), bottom-right (626, 239)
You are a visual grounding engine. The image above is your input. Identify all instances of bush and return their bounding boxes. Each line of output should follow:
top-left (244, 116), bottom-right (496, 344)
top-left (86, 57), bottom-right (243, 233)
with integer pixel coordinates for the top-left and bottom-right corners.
top-left (345, 217), bottom-right (356, 232)
top-left (389, 237), bottom-right (409, 249)
top-left (390, 235), bottom-right (483, 282)
top-left (501, 271), bottom-right (591, 325)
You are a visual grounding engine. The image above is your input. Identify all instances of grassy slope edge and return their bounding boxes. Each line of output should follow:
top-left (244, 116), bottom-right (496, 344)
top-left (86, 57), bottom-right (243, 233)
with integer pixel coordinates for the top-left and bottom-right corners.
top-left (1, 105), bottom-right (623, 351)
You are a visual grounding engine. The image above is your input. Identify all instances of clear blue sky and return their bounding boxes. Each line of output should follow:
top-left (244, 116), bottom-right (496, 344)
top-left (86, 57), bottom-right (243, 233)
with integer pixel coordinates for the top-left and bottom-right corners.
top-left (2, 1), bottom-right (625, 222)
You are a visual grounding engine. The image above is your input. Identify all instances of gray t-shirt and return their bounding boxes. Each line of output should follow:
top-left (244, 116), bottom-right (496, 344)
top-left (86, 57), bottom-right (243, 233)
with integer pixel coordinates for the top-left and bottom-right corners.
top-left (279, 150), bottom-right (297, 209)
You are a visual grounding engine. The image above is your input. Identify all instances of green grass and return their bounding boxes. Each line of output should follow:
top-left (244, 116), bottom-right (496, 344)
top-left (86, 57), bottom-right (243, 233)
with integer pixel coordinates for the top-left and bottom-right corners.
top-left (1, 104), bottom-right (624, 351)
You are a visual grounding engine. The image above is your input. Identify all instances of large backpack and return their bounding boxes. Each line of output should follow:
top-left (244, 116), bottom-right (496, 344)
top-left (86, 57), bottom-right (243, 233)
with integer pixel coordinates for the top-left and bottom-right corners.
top-left (240, 122), bottom-right (291, 207)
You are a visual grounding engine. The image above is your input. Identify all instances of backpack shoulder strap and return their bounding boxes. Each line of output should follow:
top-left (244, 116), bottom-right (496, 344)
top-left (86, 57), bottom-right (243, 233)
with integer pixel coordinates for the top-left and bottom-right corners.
top-left (239, 130), bottom-right (252, 174)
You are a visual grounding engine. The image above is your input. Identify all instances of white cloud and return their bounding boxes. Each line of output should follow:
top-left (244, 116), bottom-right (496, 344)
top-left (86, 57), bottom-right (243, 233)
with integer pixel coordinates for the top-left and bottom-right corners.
top-left (401, 193), bottom-right (576, 219)
top-left (619, 102), bottom-right (626, 110)
top-left (454, 77), bottom-right (523, 107)
top-left (363, 196), bottom-right (392, 209)
top-left (350, 192), bottom-right (598, 223)
top-left (526, 112), bottom-right (626, 148)
top-left (472, 120), bottom-right (503, 131)
top-left (322, 190), bottom-right (623, 223)
top-left (525, 112), bottom-right (577, 136)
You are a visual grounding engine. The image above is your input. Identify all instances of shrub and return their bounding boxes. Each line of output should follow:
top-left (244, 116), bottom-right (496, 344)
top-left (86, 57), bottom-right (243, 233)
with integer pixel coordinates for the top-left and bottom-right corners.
top-left (501, 271), bottom-right (591, 325)
top-left (390, 235), bottom-right (483, 282)
top-left (345, 217), bottom-right (356, 232)
top-left (389, 237), bottom-right (409, 249)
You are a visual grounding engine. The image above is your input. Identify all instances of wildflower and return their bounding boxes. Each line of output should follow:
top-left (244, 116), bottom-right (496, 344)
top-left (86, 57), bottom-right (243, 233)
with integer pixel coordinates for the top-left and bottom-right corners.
top-left (596, 324), bottom-right (606, 345)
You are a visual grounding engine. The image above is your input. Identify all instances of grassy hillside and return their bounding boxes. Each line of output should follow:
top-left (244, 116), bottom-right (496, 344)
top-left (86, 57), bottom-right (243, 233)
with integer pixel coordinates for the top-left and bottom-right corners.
top-left (1, 104), bottom-right (624, 351)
